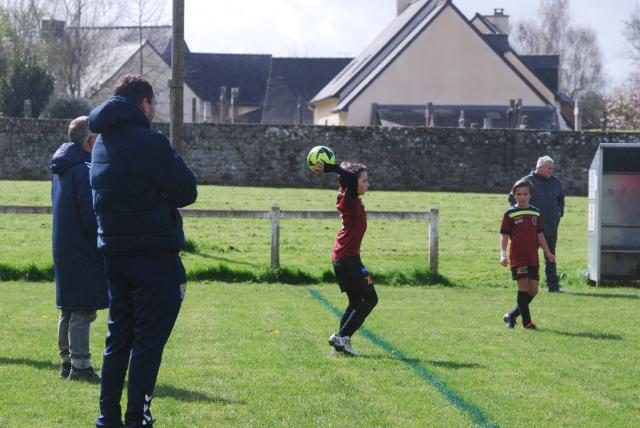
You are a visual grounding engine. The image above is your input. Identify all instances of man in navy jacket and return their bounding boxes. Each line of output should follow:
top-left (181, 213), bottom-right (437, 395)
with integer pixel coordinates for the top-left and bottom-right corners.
top-left (90, 75), bottom-right (197, 428)
top-left (51, 116), bottom-right (108, 382)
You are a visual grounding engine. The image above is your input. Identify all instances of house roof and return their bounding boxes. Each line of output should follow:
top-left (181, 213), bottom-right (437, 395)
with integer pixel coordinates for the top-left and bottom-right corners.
top-left (184, 52), bottom-right (272, 106)
top-left (310, 0), bottom-right (443, 104)
top-left (311, 0), bottom-right (561, 113)
top-left (375, 104), bottom-right (561, 129)
top-left (82, 42), bottom-right (141, 98)
top-left (261, 57), bottom-right (352, 124)
top-left (520, 55), bottom-right (560, 93)
top-left (471, 13), bottom-right (500, 34)
top-left (75, 26), bottom-right (173, 98)
top-left (68, 25), bottom-right (173, 58)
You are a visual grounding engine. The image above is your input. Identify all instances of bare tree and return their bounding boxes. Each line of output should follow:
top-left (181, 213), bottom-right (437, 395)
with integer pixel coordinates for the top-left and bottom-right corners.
top-left (511, 0), bottom-right (604, 99)
top-left (129, 0), bottom-right (167, 75)
top-left (625, 4), bottom-right (640, 63)
top-left (624, 4), bottom-right (640, 87)
top-left (3, 0), bottom-right (47, 60)
top-left (37, 0), bottom-right (126, 96)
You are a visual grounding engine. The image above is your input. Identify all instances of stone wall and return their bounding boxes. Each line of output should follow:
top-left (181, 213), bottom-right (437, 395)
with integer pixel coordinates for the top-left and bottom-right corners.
top-left (1, 117), bottom-right (638, 195)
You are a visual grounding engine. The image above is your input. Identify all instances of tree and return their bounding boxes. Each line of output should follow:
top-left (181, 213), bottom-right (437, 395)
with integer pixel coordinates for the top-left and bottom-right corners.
top-left (2, 0), bottom-right (48, 64)
top-left (41, 94), bottom-right (91, 118)
top-left (130, 0), bottom-right (167, 75)
top-left (605, 87), bottom-right (640, 130)
top-left (624, 4), bottom-right (640, 86)
top-left (511, 0), bottom-right (605, 99)
top-left (0, 56), bottom-right (55, 117)
top-left (40, 0), bottom-right (124, 97)
top-left (41, 0), bottom-right (167, 96)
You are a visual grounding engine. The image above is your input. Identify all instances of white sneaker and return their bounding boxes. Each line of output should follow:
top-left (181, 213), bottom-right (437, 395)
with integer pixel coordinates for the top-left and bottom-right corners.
top-left (331, 348), bottom-right (344, 356)
top-left (328, 333), bottom-right (346, 350)
top-left (342, 336), bottom-right (359, 357)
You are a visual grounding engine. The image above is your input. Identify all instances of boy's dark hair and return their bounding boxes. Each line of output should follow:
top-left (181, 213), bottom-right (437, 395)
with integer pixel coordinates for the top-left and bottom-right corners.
top-left (114, 74), bottom-right (154, 104)
top-left (338, 161), bottom-right (367, 188)
top-left (511, 178), bottom-right (534, 196)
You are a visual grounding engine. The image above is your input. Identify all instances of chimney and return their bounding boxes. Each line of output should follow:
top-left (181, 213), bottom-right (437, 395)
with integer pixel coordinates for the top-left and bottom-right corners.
top-left (397, 0), bottom-right (415, 16)
top-left (485, 8), bottom-right (510, 34)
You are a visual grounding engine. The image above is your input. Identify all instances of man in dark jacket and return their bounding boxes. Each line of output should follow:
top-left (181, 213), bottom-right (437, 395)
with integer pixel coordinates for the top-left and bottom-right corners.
top-left (90, 74), bottom-right (197, 428)
top-left (51, 116), bottom-right (108, 383)
top-left (509, 156), bottom-right (565, 292)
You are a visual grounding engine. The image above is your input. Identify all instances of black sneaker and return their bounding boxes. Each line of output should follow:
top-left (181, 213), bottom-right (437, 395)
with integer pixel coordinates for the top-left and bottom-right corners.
top-left (69, 366), bottom-right (101, 383)
top-left (502, 312), bottom-right (517, 329)
top-left (548, 285), bottom-right (562, 292)
top-left (60, 362), bottom-right (71, 379)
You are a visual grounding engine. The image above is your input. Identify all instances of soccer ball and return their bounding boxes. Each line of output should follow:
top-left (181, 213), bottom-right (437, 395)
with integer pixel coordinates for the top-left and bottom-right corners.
top-left (306, 145), bottom-right (335, 171)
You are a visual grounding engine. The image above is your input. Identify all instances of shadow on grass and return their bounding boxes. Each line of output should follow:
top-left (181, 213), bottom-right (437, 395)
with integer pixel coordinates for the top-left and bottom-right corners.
top-left (0, 357), bottom-right (58, 370)
top-left (427, 360), bottom-right (483, 370)
top-left (154, 383), bottom-right (246, 405)
top-left (357, 354), bottom-right (482, 369)
top-left (544, 329), bottom-right (623, 341)
top-left (188, 253), bottom-right (261, 268)
top-left (563, 291), bottom-right (639, 300)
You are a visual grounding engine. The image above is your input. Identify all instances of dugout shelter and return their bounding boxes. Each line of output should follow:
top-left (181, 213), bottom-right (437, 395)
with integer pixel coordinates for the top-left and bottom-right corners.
top-left (587, 143), bottom-right (640, 285)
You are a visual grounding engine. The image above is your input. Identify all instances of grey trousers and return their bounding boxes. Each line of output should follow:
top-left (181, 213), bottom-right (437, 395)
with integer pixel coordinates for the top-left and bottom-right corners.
top-left (58, 310), bottom-right (97, 369)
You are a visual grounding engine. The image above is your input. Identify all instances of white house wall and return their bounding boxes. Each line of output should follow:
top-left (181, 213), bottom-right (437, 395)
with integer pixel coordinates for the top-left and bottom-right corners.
top-left (313, 98), bottom-right (343, 125)
top-left (345, 6), bottom-right (548, 126)
top-left (89, 43), bottom-right (200, 123)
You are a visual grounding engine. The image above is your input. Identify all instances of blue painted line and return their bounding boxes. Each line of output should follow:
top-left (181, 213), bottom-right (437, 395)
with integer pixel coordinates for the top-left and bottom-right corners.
top-left (308, 288), bottom-right (499, 428)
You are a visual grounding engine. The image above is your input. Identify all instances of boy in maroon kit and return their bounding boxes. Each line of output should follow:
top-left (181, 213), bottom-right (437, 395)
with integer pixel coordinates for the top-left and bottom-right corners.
top-left (500, 179), bottom-right (555, 329)
top-left (315, 160), bottom-right (376, 356)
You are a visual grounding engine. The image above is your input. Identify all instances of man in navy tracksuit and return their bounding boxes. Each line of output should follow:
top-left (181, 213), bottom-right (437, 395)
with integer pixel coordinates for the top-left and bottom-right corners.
top-left (89, 74), bottom-right (197, 428)
top-left (51, 116), bottom-right (108, 382)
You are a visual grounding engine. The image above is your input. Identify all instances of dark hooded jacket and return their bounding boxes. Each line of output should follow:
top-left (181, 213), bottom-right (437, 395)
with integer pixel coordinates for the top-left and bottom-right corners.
top-left (51, 142), bottom-right (109, 310)
top-left (88, 96), bottom-right (197, 252)
top-left (509, 171), bottom-right (565, 237)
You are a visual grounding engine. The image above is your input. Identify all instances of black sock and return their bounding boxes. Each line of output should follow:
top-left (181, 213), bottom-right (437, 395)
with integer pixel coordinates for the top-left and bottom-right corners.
top-left (510, 304), bottom-right (520, 318)
top-left (512, 293), bottom-right (536, 317)
top-left (517, 291), bottom-right (532, 326)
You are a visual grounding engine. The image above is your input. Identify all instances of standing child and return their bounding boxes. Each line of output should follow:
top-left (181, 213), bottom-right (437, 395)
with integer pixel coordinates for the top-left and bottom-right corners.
top-left (315, 160), bottom-right (377, 356)
top-left (500, 179), bottom-right (555, 329)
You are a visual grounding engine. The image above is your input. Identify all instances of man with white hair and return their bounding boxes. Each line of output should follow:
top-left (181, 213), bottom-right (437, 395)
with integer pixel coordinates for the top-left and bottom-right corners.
top-left (509, 156), bottom-right (565, 292)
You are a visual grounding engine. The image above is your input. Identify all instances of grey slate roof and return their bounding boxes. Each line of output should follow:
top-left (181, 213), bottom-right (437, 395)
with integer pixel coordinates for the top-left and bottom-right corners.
top-left (310, 0), bottom-right (443, 105)
top-left (261, 57), bottom-right (352, 125)
top-left (376, 104), bottom-right (560, 129)
top-left (521, 55), bottom-right (560, 93)
top-left (311, 0), bottom-right (562, 113)
top-left (184, 53), bottom-right (272, 107)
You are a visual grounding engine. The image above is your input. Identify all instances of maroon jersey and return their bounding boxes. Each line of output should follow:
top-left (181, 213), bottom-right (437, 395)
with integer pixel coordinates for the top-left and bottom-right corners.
top-left (333, 190), bottom-right (367, 260)
top-left (500, 206), bottom-right (544, 268)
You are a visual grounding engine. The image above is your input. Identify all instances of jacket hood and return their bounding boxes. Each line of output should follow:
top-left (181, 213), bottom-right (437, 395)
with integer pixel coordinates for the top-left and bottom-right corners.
top-left (88, 96), bottom-right (149, 134)
top-left (50, 142), bottom-right (90, 174)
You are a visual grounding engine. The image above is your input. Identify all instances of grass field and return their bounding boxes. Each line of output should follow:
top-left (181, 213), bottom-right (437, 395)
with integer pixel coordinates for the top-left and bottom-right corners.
top-left (0, 180), bottom-right (589, 288)
top-left (1, 180), bottom-right (638, 426)
top-left (0, 282), bottom-right (638, 427)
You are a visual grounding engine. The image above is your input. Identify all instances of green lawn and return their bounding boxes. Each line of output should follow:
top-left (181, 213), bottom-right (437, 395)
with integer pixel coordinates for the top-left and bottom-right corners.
top-left (0, 282), bottom-right (638, 427)
top-left (0, 180), bottom-right (589, 288)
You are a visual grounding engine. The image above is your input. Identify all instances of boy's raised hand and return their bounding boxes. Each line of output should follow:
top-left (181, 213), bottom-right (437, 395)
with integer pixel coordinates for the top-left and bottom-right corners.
top-left (313, 161), bottom-right (325, 173)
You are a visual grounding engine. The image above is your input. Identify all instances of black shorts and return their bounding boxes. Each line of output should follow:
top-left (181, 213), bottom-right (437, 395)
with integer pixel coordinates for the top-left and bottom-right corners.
top-left (511, 266), bottom-right (539, 280)
top-left (333, 256), bottom-right (374, 293)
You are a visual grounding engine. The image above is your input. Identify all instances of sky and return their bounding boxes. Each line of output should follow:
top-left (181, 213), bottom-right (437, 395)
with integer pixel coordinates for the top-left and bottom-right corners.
top-left (160, 0), bottom-right (636, 91)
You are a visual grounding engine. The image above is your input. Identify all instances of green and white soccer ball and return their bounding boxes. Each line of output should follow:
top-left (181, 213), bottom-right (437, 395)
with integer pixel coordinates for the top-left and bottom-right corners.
top-left (306, 145), bottom-right (335, 171)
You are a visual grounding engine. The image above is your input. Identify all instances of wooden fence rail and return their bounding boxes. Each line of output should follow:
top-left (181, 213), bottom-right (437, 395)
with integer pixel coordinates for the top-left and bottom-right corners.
top-left (0, 205), bottom-right (440, 273)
